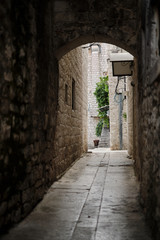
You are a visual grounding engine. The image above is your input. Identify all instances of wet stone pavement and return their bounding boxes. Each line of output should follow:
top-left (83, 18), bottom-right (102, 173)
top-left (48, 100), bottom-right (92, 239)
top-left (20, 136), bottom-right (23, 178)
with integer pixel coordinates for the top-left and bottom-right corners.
top-left (1, 150), bottom-right (152, 240)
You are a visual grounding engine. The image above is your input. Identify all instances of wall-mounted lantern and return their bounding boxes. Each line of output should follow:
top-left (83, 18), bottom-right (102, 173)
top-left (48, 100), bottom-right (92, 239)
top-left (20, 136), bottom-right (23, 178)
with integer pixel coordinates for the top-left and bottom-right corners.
top-left (110, 53), bottom-right (134, 76)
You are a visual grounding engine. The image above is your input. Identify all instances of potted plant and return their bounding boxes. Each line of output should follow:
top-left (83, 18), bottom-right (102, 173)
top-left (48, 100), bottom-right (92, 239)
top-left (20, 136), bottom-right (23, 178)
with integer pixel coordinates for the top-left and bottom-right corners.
top-left (93, 139), bottom-right (99, 147)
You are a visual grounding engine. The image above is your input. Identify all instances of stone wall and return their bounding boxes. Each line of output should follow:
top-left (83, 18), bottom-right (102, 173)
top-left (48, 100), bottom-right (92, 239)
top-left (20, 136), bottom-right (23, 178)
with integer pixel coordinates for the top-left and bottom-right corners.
top-left (88, 43), bottom-right (130, 150)
top-left (1, 0), bottom-right (160, 238)
top-left (126, 77), bottom-right (134, 157)
top-left (0, 0), bottom-right (60, 230)
top-left (135, 1), bottom-right (160, 239)
top-left (54, 0), bottom-right (137, 58)
top-left (108, 46), bottom-right (129, 150)
top-left (0, 0), bottom-right (88, 230)
top-left (109, 75), bottom-right (128, 150)
top-left (87, 44), bottom-right (109, 148)
top-left (88, 46), bottom-right (100, 148)
top-left (55, 46), bottom-right (88, 177)
top-left (0, 0), bottom-right (137, 228)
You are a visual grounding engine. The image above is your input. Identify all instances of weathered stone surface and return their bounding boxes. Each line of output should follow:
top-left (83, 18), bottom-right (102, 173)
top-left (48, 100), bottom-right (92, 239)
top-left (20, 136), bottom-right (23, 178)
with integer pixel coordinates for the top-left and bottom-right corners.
top-left (0, 151), bottom-right (152, 240)
top-left (54, 0), bottom-right (137, 59)
top-left (134, 1), bottom-right (160, 239)
top-left (0, 0), bottom-right (160, 239)
top-left (0, 0), bottom-right (59, 230)
top-left (54, 46), bottom-right (88, 177)
top-left (0, 202), bottom-right (7, 216)
top-left (87, 43), bottom-right (130, 150)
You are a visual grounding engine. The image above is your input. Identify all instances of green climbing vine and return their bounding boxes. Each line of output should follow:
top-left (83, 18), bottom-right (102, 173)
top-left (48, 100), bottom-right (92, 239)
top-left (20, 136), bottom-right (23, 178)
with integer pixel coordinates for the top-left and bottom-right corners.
top-left (123, 112), bottom-right (127, 120)
top-left (94, 76), bottom-right (109, 137)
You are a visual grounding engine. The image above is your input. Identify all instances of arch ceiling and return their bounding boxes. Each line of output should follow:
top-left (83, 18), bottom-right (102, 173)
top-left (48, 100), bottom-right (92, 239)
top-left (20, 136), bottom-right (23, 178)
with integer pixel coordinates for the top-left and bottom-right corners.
top-left (53, 0), bottom-right (138, 59)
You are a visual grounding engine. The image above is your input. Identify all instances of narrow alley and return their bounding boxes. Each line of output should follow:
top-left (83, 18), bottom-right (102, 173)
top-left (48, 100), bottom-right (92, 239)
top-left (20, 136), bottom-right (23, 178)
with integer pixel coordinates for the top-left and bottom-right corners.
top-left (1, 150), bottom-right (152, 240)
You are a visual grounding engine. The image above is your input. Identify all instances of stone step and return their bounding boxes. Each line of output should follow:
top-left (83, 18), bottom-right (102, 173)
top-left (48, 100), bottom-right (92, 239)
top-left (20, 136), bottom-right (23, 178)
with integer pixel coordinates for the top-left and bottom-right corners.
top-left (99, 127), bottom-right (110, 148)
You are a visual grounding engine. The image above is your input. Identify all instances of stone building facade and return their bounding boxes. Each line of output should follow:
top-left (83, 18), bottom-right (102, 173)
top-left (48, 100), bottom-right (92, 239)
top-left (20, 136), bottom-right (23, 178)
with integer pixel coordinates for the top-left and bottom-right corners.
top-left (135, 2), bottom-right (160, 238)
top-left (88, 43), bottom-right (129, 150)
top-left (0, 10), bottom-right (88, 229)
top-left (0, 1), bottom-right (160, 238)
top-left (55, 47), bottom-right (88, 177)
top-left (108, 47), bottom-right (129, 150)
top-left (87, 44), bottom-right (109, 148)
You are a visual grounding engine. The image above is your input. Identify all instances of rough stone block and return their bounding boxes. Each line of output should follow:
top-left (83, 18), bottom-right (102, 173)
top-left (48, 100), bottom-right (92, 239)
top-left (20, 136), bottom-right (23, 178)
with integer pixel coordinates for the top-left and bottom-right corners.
top-left (0, 202), bottom-right (7, 216)
top-left (4, 72), bottom-right (13, 82)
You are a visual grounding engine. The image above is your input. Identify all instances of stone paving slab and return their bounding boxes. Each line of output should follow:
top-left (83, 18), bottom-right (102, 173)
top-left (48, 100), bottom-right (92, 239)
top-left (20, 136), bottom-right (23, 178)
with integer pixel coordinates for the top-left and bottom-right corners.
top-left (1, 151), bottom-right (153, 240)
top-left (96, 222), bottom-right (152, 240)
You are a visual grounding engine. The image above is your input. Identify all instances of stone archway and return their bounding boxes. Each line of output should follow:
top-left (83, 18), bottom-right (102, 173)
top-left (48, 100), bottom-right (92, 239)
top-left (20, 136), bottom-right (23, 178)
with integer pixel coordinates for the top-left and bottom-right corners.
top-left (55, 34), bottom-right (137, 60)
top-left (53, 0), bottom-right (138, 59)
top-left (1, 1), bottom-right (160, 238)
top-left (0, 0), bottom-right (139, 230)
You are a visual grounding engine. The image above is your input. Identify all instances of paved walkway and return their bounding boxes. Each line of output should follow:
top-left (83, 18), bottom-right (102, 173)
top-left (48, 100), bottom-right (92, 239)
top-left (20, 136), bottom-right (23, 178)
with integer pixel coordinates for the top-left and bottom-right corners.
top-left (1, 150), bottom-right (152, 240)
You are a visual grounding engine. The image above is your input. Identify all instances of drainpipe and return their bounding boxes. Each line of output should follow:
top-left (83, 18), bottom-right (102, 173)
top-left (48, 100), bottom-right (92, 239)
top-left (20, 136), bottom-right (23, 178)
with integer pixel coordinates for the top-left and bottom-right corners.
top-left (119, 93), bottom-right (123, 150)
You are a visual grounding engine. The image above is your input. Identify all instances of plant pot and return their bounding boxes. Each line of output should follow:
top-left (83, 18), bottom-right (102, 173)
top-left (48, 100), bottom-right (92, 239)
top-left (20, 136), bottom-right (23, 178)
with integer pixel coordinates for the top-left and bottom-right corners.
top-left (93, 140), bottom-right (99, 147)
